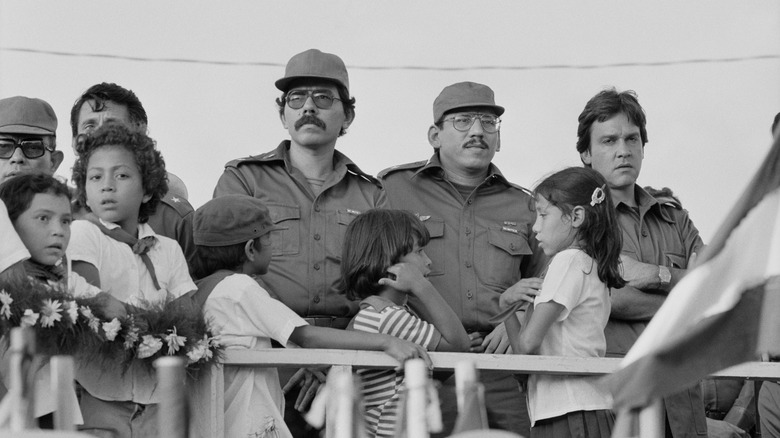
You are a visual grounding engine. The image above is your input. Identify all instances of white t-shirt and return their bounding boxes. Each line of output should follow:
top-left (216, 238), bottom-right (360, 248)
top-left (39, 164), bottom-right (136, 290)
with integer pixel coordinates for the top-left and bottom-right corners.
top-left (0, 199), bottom-right (29, 272)
top-left (203, 272), bottom-right (307, 438)
top-left (67, 219), bottom-right (196, 404)
top-left (527, 249), bottom-right (613, 425)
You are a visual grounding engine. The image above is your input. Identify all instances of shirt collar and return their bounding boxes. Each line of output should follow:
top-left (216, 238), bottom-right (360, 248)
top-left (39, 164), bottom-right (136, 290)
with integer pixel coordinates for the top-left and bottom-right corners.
top-left (412, 152), bottom-right (511, 186)
top-left (360, 295), bottom-right (404, 312)
top-left (617, 185), bottom-right (675, 223)
top-left (98, 218), bottom-right (158, 239)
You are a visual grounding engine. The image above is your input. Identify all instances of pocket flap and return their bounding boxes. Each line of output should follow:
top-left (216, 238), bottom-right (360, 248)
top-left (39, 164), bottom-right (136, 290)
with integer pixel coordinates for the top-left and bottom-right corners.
top-left (423, 219), bottom-right (444, 238)
top-left (266, 204), bottom-right (300, 224)
top-left (488, 227), bottom-right (531, 255)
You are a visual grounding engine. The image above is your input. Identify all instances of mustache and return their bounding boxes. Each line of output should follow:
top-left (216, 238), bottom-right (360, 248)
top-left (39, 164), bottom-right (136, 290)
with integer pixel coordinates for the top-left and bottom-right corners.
top-left (465, 138), bottom-right (489, 148)
top-left (295, 115), bottom-right (327, 131)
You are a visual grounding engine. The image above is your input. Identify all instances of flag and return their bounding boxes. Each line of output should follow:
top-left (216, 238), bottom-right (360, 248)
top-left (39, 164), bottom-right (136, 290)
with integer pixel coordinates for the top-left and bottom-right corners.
top-left (608, 133), bottom-right (780, 410)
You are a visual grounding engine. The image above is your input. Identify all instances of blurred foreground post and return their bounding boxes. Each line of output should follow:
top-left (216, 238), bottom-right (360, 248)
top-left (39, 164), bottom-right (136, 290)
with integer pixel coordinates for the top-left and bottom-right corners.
top-left (155, 356), bottom-right (188, 438)
top-left (50, 356), bottom-right (75, 431)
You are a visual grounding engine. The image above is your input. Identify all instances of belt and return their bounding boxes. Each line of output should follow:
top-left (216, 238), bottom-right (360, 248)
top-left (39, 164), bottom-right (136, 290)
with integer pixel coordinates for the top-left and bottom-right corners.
top-left (304, 316), bottom-right (352, 329)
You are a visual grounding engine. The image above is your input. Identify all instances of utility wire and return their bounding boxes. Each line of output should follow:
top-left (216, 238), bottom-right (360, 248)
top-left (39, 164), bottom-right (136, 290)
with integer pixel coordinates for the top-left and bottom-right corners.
top-left (2, 47), bottom-right (778, 71)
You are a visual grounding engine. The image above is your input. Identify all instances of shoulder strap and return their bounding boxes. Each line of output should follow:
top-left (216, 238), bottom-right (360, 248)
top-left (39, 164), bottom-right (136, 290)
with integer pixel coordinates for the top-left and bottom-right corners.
top-left (188, 270), bottom-right (235, 308)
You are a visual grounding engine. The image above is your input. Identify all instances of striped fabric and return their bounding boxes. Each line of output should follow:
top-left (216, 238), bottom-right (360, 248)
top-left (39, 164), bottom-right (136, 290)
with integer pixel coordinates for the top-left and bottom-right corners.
top-left (351, 297), bottom-right (438, 437)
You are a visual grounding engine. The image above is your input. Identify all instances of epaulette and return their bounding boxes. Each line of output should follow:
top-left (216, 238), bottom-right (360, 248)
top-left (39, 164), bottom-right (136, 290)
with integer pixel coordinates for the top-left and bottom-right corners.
top-left (347, 168), bottom-right (382, 188)
top-left (377, 160), bottom-right (428, 179)
top-left (645, 186), bottom-right (682, 209)
top-left (161, 192), bottom-right (194, 217)
top-left (224, 151), bottom-right (279, 169)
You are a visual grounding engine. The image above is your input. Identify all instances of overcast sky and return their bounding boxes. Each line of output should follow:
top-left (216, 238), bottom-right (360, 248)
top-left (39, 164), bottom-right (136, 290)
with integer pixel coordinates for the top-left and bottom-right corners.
top-left (2, 0), bottom-right (778, 241)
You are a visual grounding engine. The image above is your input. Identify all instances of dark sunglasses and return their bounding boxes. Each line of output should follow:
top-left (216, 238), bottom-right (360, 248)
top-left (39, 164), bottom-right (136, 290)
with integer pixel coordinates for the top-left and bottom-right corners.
top-left (0, 138), bottom-right (55, 159)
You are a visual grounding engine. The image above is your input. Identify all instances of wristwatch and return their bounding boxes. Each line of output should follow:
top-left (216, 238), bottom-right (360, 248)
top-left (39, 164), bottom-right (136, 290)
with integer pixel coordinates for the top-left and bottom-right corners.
top-left (658, 265), bottom-right (672, 289)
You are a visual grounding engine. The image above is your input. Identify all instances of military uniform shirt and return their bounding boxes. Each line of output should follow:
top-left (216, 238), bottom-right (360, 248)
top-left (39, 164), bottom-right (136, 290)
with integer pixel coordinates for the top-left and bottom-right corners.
top-left (213, 141), bottom-right (386, 318)
top-left (379, 153), bottom-right (543, 332)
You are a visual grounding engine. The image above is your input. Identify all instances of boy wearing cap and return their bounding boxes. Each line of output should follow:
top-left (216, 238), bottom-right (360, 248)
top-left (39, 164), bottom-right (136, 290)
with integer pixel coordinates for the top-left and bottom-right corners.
top-left (0, 96), bottom-right (64, 184)
top-left (190, 195), bottom-right (428, 438)
top-left (213, 48), bottom-right (386, 435)
top-left (379, 82), bottom-right (545, 436)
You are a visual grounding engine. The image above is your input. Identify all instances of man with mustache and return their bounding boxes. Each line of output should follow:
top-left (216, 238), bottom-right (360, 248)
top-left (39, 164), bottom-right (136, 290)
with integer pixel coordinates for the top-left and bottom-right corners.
top-left (379, 82), bottom-right (545, 436)
top-left (213, 48), bottom-right (386, 437)
top-left (577, 88), bottom-right (707, 437)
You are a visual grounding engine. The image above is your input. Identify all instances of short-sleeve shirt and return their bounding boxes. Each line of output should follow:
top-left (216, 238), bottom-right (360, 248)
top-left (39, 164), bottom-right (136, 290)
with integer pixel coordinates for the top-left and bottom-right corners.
top-left (213, 141), bottom-right (386, 318)
top-left (527, 249), bottom-right (612, 425)
top-left (203, 272), bottom-right (307, 438)
top-left (66, 219), bottom-right (196, 404)
top-left (0, 199), bottom-right (29, 272)
top-left (379, 153), bottom-right (544, 332)
top-left (349, 295), bottom-right (441, 438)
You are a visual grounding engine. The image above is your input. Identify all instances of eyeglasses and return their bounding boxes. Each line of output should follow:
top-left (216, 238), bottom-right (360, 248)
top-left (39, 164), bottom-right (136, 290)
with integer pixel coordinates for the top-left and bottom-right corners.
top-left (285, 90), bottom-right (342, 110)
top-left (0, 138), bottom-right (55, 159)
top-left (442, 114), bottom-right (501, 133)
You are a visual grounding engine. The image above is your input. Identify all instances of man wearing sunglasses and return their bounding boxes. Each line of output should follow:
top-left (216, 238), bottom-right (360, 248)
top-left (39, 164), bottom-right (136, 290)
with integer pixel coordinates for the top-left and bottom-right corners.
top-left (214, 48), bottom-right (385, 437)
top-left (379, 82), bottom-right (544, 436)
top-left (0, 96), bottom-right (64, 184)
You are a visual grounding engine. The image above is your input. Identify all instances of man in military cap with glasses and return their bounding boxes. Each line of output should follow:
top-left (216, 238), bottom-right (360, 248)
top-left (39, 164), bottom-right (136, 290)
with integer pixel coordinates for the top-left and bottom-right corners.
top-left (0, 96), bottom-right (64, 184)
top-left (214, 48), bottom-right (387, 436)
top-left (379, 82), bottom-right (545, 436)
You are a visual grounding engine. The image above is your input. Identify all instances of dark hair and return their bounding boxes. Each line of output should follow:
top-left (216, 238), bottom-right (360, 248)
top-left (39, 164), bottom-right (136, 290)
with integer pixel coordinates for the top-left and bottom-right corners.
top-left (533, 167), bottom-right (626, 289)
top-left (576, 88), bottom-right (648, 156)
top-left (338, 209), bottom-right (430, 300)
top-left (275, 80), bottom-right (356, 136)
top-left (70, 83), bottom-right (148, 137)
top-left (772, 112), bottom-right (780, 135)
top-left (0, 173), bottom-right (71, 222)
top-left (72, 122), bottom-right (167, 224)
top-left (191, 237), bottom-right (262, 280)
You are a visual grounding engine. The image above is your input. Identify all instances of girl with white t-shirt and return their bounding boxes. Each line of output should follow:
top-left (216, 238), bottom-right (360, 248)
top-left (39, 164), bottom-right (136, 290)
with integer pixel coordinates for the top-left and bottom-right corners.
top-left (500, 167), bottom-right (626, 438)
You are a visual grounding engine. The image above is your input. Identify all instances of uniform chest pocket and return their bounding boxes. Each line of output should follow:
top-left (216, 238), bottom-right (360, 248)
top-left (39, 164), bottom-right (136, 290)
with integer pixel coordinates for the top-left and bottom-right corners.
top-left (422, 219), bottom-right (445, 277)
top-left (480, 227), bottom-right (532, 287)
top-left (266, 204), bottom-right (301, 256)
top-left (665, 252), bottom-right (687, 269)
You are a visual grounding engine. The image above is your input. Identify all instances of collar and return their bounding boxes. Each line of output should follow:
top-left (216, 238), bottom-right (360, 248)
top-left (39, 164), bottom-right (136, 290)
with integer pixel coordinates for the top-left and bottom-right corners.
top-left (248, 141), bottom-right (379, 186)
top-left (98, 218), bottom-right (158, 239)
top-left (617, 185), bottom-right (675, 224)
top-left (412, 152), bottom-right (511, 187)
top-left (360, 295), bottom-right (405, 312)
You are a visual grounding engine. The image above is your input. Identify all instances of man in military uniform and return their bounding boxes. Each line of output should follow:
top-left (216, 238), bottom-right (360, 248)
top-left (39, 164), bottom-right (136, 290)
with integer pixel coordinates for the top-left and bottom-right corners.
top-left (380, 82), bottom-right (544, 436)
top-left (70, 83), bottom-right (195, 269)
top-left (213, 48), bottom-right (386, 437)
top-left (577, 88), bottom-right (707, 437)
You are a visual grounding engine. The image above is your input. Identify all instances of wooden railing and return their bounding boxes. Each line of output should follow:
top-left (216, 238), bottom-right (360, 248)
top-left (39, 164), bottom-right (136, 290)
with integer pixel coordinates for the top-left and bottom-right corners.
top-left (189, 349), bottom-right (780, 438)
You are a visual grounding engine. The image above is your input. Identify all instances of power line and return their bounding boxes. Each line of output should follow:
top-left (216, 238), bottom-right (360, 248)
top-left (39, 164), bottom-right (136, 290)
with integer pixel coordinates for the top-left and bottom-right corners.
top-left (2, 46), bottom-right (778, 71)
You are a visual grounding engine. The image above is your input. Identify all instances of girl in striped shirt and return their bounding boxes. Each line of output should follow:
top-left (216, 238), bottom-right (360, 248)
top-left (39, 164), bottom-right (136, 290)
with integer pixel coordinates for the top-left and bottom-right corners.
top-left (340, 209), bottom-right (469, 437)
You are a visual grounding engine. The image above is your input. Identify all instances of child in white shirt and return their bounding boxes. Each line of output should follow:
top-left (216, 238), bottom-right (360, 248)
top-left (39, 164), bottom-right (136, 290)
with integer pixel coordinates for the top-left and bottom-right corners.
top-left (501, 167), bottom-right (626, 438)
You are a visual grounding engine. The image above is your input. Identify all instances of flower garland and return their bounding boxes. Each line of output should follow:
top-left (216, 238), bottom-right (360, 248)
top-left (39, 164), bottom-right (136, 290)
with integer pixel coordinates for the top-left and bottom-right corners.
top-left (0, 276), bottom-right (221, 375)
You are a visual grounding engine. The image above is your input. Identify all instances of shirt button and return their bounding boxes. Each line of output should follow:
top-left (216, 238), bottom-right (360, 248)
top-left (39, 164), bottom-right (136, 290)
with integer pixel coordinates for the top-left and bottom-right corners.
top-left (465, 227), bottom-right (471, 235)
top-left (467, 199), bottom-right (473, 205)
top-left (314, 234), bottom-right (321, 241)
top-left (313, 296), bottom-right (321, 303)
top-left (466, 292), bottom-right (473, 299)
top-left (314, 263), bottom-right (321, 270)
top-left (642, 230), bottom-right (648, 237)
top-left (314, 204), bottom-right (320, 212)
top-left (465, 261), bottom-right (472, 268)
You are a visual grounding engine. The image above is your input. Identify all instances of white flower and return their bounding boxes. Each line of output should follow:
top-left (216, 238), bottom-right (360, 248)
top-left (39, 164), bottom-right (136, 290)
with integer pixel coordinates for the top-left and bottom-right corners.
top-left (0, 290), bottom-right (13, 319)
top-left (64, 301), bottom-right (79, 324)
top-left (40, 299), bottom-right (63, 328)
top-left (80, 306), bottom-right (101, 333)
top-left (163, 326), bottom-right (187, 355)
top-left (136, 335), bottom-right (163, 359)
top-left (124, 324), bottom-right (140, 350)
top-left (186, 343), bottom-right (207, 364)
top-left (21, 309), bottom-right (39, 327)
top-left (102, 318), bottom-right (122, 341)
